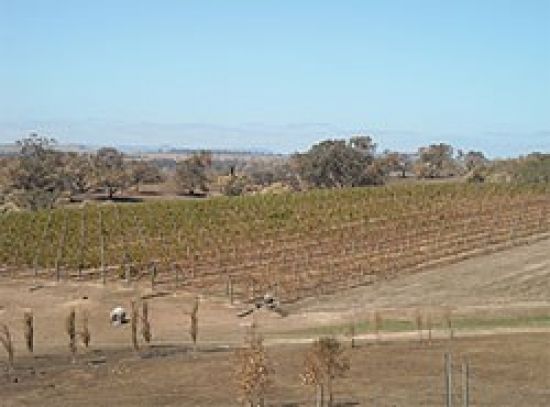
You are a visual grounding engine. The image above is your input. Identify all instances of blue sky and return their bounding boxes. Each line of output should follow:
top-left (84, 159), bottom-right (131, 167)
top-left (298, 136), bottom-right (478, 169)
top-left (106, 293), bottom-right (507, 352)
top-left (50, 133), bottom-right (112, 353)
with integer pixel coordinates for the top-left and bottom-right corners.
top-left (0, 0), bottom-right (549, 156)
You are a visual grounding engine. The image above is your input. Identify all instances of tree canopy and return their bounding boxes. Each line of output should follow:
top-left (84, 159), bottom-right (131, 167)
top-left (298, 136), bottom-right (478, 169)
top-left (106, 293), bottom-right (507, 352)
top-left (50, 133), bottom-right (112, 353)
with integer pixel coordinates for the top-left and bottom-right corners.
top-left (291, 136), bottom-right (383, 188)
top-left (175, 151), bottom-right (212, 195)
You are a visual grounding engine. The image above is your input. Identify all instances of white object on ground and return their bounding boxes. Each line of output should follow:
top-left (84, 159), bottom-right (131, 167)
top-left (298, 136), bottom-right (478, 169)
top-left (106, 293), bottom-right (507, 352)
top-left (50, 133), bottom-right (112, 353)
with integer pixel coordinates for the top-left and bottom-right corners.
top-left (110, 306), bottom-right (127, 326)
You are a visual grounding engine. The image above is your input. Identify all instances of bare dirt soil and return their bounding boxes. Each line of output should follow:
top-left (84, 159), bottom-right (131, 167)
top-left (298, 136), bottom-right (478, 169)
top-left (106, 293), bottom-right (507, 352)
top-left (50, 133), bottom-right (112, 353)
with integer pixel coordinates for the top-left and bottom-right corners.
top-left (1, 334), bottom-right (549, 406)
top-left (1, 238), bottom-right (550, 406)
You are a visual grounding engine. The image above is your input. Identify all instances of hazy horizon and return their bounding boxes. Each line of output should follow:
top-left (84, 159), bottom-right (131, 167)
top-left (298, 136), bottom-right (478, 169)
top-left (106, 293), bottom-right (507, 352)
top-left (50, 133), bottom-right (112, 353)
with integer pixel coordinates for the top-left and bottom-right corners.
top-left (1, 119), bottom-right (550, 158)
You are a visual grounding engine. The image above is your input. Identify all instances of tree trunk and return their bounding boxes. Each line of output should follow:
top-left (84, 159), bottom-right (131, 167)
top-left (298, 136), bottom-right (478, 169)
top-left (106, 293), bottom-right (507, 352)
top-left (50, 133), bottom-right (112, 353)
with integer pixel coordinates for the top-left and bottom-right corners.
top-left (327, 376), bottom-right (333, 407)
top-left (316, 384), bottom-right (324, 407)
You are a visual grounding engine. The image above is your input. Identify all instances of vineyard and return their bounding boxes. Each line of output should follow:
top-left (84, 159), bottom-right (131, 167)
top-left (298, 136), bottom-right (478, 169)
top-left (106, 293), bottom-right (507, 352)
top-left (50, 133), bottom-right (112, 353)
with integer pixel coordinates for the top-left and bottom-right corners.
top-left (1, 183), bottom-right (550, 303)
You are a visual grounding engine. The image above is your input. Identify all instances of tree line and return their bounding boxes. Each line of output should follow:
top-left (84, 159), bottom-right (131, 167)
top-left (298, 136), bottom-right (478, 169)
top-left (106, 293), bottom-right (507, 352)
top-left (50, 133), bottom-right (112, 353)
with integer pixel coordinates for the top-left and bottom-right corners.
top-left (4, 132), bottom-right (548, 212)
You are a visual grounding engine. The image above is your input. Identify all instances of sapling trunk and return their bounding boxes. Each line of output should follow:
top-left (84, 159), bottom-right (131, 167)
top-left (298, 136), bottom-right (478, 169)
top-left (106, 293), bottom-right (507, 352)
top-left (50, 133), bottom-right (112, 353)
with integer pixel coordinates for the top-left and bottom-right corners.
top-left (373, 310), bottom-right (382, 341)
top-left (131, 300), bottom-right (139, 350)
top-left (24, 311), bottom-right (33, 353)
top-left (80, 311), bottom-right (91, 348)
top-left (0, 324), bottom-right (14, 373)
top-left (444, 309), bottom-right (454, 340)
top-left (66, 308), bottom-right (77, 362)
top-left (141, 301), bottom-right (152, 344)
top-left (190, 297), bottom-right (199, 348)
top-left (426, 312), bottom-right (433, 345)
top-left (415, 309), bottom-right (423, 343)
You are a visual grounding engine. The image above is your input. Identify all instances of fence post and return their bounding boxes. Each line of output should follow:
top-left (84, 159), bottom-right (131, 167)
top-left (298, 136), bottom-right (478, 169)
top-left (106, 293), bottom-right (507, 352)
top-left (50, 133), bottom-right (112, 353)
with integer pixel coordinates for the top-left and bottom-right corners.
top-left (445, 352), bottom-right (452, 407)
top-left (173, 262), bottom-right (180, 288)
top-left (150, 261), bottom-right (157, 289)
top-left (227, 276), bottom-right (234, 304)
top-left (462, 359), bottom-right (469, 407)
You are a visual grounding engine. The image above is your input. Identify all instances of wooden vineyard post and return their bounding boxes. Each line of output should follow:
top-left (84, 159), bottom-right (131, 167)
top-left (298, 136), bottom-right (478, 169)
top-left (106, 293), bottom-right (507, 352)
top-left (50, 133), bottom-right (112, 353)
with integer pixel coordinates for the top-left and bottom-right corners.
top-left (99, 209), bottom-right (106, 284)
top-left (226, 275), bottom-right (234, 304)
top-left (150, 261), bottom-right (157, 289)
top-left (55, 211), bottom-right (68, 281)
top-left (173, 262), bottom-right (180, 288)
top-left (130, 300), bottom-right (139, 351)
top-left (426, 311), bottom-right (433, 345)
top-left (293, 263), bottom-right (300, 302)
top-left (462, 359), bottom-right (470, 407)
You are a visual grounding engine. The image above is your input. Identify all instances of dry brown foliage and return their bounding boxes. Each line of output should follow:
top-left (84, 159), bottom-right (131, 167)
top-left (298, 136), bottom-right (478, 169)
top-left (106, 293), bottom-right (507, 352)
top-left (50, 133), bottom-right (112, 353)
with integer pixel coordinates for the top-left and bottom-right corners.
top-left (235, 324), bottom-right (271, 407)
top-left (301, 337), bottom-right (350, 407)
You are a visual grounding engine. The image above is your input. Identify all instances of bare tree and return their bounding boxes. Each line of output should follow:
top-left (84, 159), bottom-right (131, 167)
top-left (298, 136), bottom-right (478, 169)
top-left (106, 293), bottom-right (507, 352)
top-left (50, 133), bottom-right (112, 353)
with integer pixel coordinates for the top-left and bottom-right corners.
top-left (301, 337), bottom-right (350, 407)
top-left (235, 324), bottom-right (271, 407)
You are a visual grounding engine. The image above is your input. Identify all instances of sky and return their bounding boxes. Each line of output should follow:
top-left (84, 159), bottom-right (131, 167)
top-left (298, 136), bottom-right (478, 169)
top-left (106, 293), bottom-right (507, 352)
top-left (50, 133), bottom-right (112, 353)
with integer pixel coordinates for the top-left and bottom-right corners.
top-left (0, 0), bottom-right (549, 156)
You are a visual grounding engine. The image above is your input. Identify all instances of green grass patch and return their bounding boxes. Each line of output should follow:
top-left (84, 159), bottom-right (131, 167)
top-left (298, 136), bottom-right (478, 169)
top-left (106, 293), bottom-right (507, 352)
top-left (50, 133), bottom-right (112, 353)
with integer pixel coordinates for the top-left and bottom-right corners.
top-left (279, 313), bottom-right (550, 339)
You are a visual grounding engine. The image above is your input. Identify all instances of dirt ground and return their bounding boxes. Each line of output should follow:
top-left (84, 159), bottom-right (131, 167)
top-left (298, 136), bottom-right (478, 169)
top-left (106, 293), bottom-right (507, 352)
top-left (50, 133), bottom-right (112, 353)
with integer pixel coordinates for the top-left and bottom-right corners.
top-left (1, 238), bottom-right (550, 406)
top-left (1, 334), bottom-right (549, 406)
